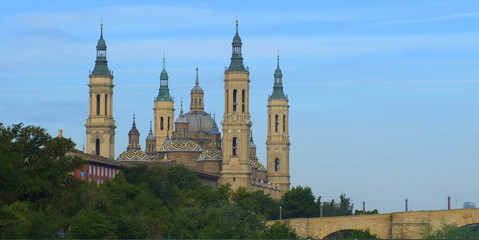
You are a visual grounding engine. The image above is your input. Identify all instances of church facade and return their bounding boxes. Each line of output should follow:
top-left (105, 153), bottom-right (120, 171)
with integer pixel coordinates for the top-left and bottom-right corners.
top-left (85, 20), bottom-right (291, 198)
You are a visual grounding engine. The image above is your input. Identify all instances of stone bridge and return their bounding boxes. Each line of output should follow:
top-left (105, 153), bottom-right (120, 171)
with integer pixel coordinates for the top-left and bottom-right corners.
top-left (268, 208), bottom-right (479, 239)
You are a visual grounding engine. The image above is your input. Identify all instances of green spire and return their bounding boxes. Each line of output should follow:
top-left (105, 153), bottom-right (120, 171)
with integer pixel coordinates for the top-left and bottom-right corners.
top-left (227, 19), bottom-right (246, 72)
top-left (270, 53), bottom-right (287, 100)
top-left (91, 21), bottom-right (111, 76)
top-left (156, 55), bottom-right (173, 102)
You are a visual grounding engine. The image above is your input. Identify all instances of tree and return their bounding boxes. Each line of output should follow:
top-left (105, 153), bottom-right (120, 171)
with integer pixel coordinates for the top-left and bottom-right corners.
top-left (68, 208), bottom-right (117, 239)
top-left (354, 209), bottom-right (379, 215)
top-left (0, 123), bottom-right (84, 205)
top-left (261, 221), bottom-right (299, 239)
top-left (320, 193), bottom-right (354, 217)
top-left (231, 187), bottom-right (280, 220)
top-left (421, 221), bottom-right (479, 239)
top-left (281, 186), bottom-right (319, 219)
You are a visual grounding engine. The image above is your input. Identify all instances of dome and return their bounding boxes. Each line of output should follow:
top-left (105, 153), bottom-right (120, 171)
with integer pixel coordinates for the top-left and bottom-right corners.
top-left (158, 139), bottom-right (203, 152)
top-left (197, 150), bottom-right (222, 161)
top-left (208, 121), bottom-right (220, 135)
top-left (233, 34), bottom-right (242, 45)
top-left (146, 132), bottom-right (155, 141)
top-left (184, 111), bottom-right (216, 133)
top-left (191, 85), bottom-right (203, 94)
top-left (175, 112), bottom-right (188, 124)
top-left (251, 161), bottom-right (265, 170)
top-left (129, 125), bottom-right (139, 136)
top-left (117, 149), bottom-right (150, 161)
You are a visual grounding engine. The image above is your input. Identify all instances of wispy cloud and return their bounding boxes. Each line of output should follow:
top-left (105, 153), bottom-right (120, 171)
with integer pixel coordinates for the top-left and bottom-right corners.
top-left (368, 12), bottom-right (479, 26)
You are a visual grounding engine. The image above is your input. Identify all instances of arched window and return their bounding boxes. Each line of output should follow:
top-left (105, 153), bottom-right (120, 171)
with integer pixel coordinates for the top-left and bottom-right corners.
top-left (104, 94), bottom-right (108, 115)
top-left (95, 139), bottom-right (100, 155)
top-left (232, 137), bottom-right (238, 156)
top-left (233, 89), bottom-right (238, 112)
top-left (275, 115), bottom-right (279, 132)
top-left (160, 117), bottom-right (164, 130)
top-left (226, 89), bottom-right (229, 112)
top-left (168, 117), bottom-right (171, 130)
top-left (268, 115), bottom-right (271, 132)
top-left (283, 115), bottom-right (286, 132)
top-left (96, 94), bottom-right (100, 116)
top-left (241, 89), bottom-right (245, 113)
top-left (275, 158), bottom-right (280, 171)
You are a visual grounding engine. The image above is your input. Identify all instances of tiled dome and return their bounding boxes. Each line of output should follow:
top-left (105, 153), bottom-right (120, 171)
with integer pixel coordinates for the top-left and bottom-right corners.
top-left (197, 150), bottom-right (222, 161)
top-left (117, 149), bottom-right (150, 161)
top-left (251, 161), bottom-right (265, 170)
top-left (158, 139), bottom-right (203, 152)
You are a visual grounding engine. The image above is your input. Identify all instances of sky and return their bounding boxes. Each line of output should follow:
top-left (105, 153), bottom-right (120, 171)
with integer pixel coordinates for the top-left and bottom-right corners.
top-left (1, 0), bottom-right (479, 214)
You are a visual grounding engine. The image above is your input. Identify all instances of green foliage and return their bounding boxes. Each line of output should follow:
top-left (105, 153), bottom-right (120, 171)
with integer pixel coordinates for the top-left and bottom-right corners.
top-left (281, 185), bottom-right (319, 219)
top-left (319, 193), bottom-right (354, 217)
top-left (231, 187), bottom-right (280, 220)
top-left (0, 123), bottom-right (300, 239)
top-left (68, 208), bottom-right (117, 239)
top-left (261, 221), bottom-right (300, 239)
top-left (421, 221), bottom-right (479, 239)
top-left (354, 208), bottom-right (379, 215)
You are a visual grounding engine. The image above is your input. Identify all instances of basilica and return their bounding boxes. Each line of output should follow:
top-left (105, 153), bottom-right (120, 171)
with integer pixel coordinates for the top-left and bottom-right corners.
top-left (84, 20), bottom-right (291, 197)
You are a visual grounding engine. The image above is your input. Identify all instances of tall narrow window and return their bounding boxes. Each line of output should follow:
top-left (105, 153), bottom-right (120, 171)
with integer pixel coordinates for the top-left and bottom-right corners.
top-left (275, 158), bottom-right (280, 171)
top-left (233, 89), bottom-right (238, 112)
top-left (232, 137), bottom-right (238, 156)
top-left (95, 139), bottom-right (100, 155)
top-left (96, 94), bottom-right (100, 116)
top-left (275, 115), bottom-right (279, 132)
top-left (241, 89), bottom-right (245, 113)
top-left (168, 117), bottom-right (171, 130)
top-left (104, 94), bottom-right (108, 115)
top-left (160, 117), bottom-right (164, 130)
top-left (268, 115), bottom-right (271, 133)
top-left (226, 90), bottom-right (229, 112)
top-left (283, 115), bottom-right (286, 132)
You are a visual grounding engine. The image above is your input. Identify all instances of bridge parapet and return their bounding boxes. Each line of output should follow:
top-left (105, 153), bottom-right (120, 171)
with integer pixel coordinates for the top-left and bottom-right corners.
top-left (267, 208), bottom-right (479, 239)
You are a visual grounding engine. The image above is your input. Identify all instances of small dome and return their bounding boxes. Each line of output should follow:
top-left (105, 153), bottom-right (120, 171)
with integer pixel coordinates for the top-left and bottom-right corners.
top-left (251, 161), bottom-right (265, 170)
top-left (208, 121), bottom-right (220, 135)
top-left (146, 132), bottom-right (155, 141)
top-left (97, 38), bottom-right (106, 49)
top-left (129, 125), bottom-right (140, 136)
top-left (233, 34), bottom-right (242, 45)
top-left (117, 149), bottom-right (150, 161)
top-left (191, 85), bottom-right (203, 94)
top-left (197, 150), bottom-right (222, 161)
top-left (175, 113), bottom-right (188, 124)
top-left (158, 139), bottom-right (203, 152)
top-left (184, 111), bottom-right (216, 133)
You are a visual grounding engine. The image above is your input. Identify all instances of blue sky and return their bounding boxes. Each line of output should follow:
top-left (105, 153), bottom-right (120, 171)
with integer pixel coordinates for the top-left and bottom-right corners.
top-left (1, 0), bottom-right (479, 213)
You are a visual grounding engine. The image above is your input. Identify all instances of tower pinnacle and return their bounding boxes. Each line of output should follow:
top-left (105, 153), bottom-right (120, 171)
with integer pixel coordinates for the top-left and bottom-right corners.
top-left (270, 54), bottom-right (286, 99)
top-left (156, 55), bottom-right (173, 101)
top-left (91, 21), bottom-right (111, 76)
top-left (227, 18), bottom-right (246, 72)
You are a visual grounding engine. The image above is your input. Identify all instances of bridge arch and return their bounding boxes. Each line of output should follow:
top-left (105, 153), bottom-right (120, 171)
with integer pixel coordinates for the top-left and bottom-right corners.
top-left (268, 208), bottom-right (479, 239)
top-left (323, 229), bottom-right (381, 239)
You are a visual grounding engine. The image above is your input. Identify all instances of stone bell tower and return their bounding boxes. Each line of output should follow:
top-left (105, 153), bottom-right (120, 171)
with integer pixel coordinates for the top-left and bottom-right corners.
top-left (153, 56), bottom-right (175, 149)
top-left (220, 19), bottom-right (253, 190)
top-left (85, 22), bottom-right (116, 159)
top-left (266, 54), bottom-right (290, 192)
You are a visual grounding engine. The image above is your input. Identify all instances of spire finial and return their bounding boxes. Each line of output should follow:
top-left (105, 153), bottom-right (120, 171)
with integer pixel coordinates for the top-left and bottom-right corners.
top-left (235, 16), bottom-right (239, 34)
top-left (277, 51), bottom-right (280, 67)
top-left (100, 18), bottom-right (104, 38)
top-left (149, 120), bottom-right (152, 132)
top-left (133, 113), bottom-right (136, 126)
top-left (162, 53), bottom-right (166, 69)
top-left (195, 65), bottom-right (199, 86)
top-left (180, 98), bottom-right (184, 115)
